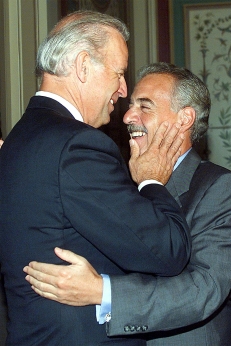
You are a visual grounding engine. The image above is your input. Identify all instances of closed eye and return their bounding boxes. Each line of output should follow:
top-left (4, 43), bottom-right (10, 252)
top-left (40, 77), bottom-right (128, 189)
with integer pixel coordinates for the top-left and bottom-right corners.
top-left (141, 105), bottom-right (150, 109)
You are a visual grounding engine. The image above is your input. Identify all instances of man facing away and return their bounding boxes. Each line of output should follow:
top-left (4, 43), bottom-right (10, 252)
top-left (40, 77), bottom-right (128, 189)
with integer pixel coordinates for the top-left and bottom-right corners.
top-left (25, 62), bottom-right (231, 345)
top-left (0, 12), bottom-right (190, 346)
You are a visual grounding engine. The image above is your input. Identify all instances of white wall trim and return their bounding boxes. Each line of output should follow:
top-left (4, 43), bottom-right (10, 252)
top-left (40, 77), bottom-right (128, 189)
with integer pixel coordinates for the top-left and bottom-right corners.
top-left (35, 0), bottom-right (48, 50)
top-left (147, 0), bottom-right (157, 63)
top-left (3, 0), bottom-right (23, 134)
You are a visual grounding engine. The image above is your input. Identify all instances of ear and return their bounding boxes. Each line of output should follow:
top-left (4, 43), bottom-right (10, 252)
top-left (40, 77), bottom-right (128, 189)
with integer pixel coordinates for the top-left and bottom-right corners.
top-left (75, 51), bottom-right (90, 83)
top-left (179, 107), bottom-right (195, 131)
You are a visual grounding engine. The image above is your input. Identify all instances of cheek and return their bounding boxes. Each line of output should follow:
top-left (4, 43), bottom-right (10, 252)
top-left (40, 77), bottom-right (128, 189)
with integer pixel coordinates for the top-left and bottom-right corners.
top-left (145, 119), bottom-right (159, 138)
top-left (107, 73), bottom-right (120, 88)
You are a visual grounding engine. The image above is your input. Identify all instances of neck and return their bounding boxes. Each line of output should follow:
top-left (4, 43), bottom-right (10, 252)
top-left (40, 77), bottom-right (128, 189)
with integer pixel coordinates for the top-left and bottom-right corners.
top-left (39, 73), bottom-right (83, 113)
top-left (180, 136), bottom-right (192, 156)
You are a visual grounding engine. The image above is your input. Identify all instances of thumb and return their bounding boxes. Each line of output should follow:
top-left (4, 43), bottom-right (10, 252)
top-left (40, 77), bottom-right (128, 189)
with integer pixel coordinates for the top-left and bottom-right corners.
top-left (55, 248), bottom-right (98, 276)
top-left (129, 138), bottom-right (140, 161)
top-left (54, 247), bottom-right (83, 265)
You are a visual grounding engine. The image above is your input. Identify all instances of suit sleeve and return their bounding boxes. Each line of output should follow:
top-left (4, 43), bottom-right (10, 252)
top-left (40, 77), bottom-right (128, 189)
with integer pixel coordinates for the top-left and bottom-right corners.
top-left (59, 128), bottom-right (190, 276)
top-left (107, 173), bottom-right (231, 335)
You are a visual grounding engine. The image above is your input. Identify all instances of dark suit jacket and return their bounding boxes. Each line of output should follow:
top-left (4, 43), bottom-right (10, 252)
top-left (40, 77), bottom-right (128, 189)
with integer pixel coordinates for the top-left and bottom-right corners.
top-left (0, 96), bottom-right (190, 346)
top-left (0, 272), bottom-right (7, 345)
top-left (108, 149), bottom-right (231, 345)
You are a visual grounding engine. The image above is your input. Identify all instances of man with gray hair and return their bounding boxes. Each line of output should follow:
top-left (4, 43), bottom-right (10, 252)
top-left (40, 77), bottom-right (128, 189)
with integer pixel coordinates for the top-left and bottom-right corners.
top-left (25, 62), bottom-right (231, 345)
top-left (0, 12), bottom-right (190, 346)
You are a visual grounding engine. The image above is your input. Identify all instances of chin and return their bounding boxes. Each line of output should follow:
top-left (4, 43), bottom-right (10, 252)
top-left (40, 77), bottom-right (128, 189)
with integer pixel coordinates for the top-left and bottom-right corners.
top-left (102, 118), bottom-right (110, 126)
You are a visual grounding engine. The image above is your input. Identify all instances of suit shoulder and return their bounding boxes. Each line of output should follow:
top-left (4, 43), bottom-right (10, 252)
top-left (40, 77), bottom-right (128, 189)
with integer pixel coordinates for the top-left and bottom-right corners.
top-left (192, 161), bottom-right (231, 190)
top-left (199, 160), bottom-right (231, 176)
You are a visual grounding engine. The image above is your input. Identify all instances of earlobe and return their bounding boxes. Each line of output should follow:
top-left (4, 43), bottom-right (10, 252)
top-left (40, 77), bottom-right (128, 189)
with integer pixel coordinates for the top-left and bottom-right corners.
top-left (75, 51), bottom-right (89, 83)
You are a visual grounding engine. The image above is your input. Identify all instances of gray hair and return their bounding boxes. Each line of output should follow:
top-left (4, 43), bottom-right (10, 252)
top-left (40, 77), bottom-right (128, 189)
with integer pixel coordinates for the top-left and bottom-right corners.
top-left (36, 11), bottom-right (129, 77)
top-left (138, 62), bottom-right (210, 144)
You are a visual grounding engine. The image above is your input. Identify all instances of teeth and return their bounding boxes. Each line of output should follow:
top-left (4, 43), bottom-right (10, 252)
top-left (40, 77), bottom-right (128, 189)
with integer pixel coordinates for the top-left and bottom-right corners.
top-left (110, 99), bottom-right (114, 104)
top-left (131, 131), bottom-right (146, 138)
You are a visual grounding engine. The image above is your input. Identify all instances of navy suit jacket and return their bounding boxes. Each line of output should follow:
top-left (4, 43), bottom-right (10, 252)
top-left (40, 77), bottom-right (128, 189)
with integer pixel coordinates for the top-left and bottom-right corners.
top-left (108, 149), bottom-right (231, 345)
top-left (0, 96), bottom-right (190, 346)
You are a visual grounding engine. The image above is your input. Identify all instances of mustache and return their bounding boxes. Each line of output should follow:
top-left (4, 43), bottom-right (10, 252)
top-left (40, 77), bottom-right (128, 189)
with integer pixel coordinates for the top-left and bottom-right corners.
top-left (127, 124), bottom-right (148, 134)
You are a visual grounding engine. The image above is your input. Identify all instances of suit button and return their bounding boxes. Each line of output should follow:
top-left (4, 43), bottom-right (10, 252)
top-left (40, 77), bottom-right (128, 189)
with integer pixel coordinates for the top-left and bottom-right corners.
top-left (141, 325), bottom-right (148, 331)
top-left (124, 325), bottom-right (130, 332)
top-left (124, 325), bottom-right (137, 332)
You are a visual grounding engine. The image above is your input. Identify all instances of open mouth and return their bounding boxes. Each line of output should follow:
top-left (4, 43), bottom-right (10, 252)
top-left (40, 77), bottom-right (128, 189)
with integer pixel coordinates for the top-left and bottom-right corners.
top-left (130, 131), bottom-right (147, 139)
top-left (127, 125), bottom-right (148, 139)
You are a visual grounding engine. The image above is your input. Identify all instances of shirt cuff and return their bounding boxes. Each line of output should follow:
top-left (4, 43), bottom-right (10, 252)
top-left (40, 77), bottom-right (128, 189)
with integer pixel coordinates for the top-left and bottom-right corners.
top-left (96, 274), bottom-right (111, 324)
top-left (138, 179), bottom-right (163, 191)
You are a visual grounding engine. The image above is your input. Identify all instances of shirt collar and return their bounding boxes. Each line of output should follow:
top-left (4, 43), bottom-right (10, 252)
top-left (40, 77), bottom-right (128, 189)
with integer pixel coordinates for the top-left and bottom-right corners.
top-left (35, 91), bottom-right (83, 122)
top-left (174, 148), bottom-right (192, 171)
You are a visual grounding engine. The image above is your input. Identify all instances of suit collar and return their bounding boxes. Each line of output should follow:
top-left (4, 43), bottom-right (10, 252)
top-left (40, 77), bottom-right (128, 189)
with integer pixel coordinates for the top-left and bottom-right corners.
top-left (165, 149), bottom-right (201, 206)
top-left (35, 92), bottom-right (83, 122)
top-left (27, 96), bottom-right (77, 121)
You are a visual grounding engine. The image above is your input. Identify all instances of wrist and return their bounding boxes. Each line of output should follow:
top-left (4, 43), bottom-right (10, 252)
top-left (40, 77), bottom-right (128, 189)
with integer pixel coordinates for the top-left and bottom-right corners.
top-left (93, 274), bottom-right (103, 305)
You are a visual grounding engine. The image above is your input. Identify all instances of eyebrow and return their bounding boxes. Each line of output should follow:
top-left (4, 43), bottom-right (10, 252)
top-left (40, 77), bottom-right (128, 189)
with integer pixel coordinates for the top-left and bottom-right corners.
top-left (129, 97), bottom-right (155, 106)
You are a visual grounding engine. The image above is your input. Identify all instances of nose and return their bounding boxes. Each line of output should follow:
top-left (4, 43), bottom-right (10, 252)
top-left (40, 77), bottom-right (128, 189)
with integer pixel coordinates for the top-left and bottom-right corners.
top-left (118, 76), bottom-right (127, 98)
top-left (123, 107), bottom-right (139, 124)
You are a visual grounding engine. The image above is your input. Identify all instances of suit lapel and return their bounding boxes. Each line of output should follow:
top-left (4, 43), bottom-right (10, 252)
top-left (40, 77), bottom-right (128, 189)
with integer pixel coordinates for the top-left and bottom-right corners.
top-left (165, 149), bottom-right (201, 207)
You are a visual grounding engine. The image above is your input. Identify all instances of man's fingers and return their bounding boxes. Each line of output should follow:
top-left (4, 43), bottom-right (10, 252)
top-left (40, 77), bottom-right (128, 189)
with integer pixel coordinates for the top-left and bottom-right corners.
top-left (23, 262), bottom-right (58, 276)
top-left (23, 248), bottom-right (85, 278)
top-left (25, 274), bottom-right (54, 293)
top-left (31, 286), bottom-right (58, 301)
top-left (129, 138), bottom-right (140, 160)
top-left (29, 279), bottom-right (64, 302)
top-left (54, 247), bottom-right (84, 265)
top-left (159, 122), bottom-right (181, 150)
top-left (149, 121), bottom-right (169, 148)
top-left (23, 265), bottom-right (57, 287)
top-left (167, 132), bottom-right (184, 156)
top-left (54, 248), bottom-right (96, 273)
